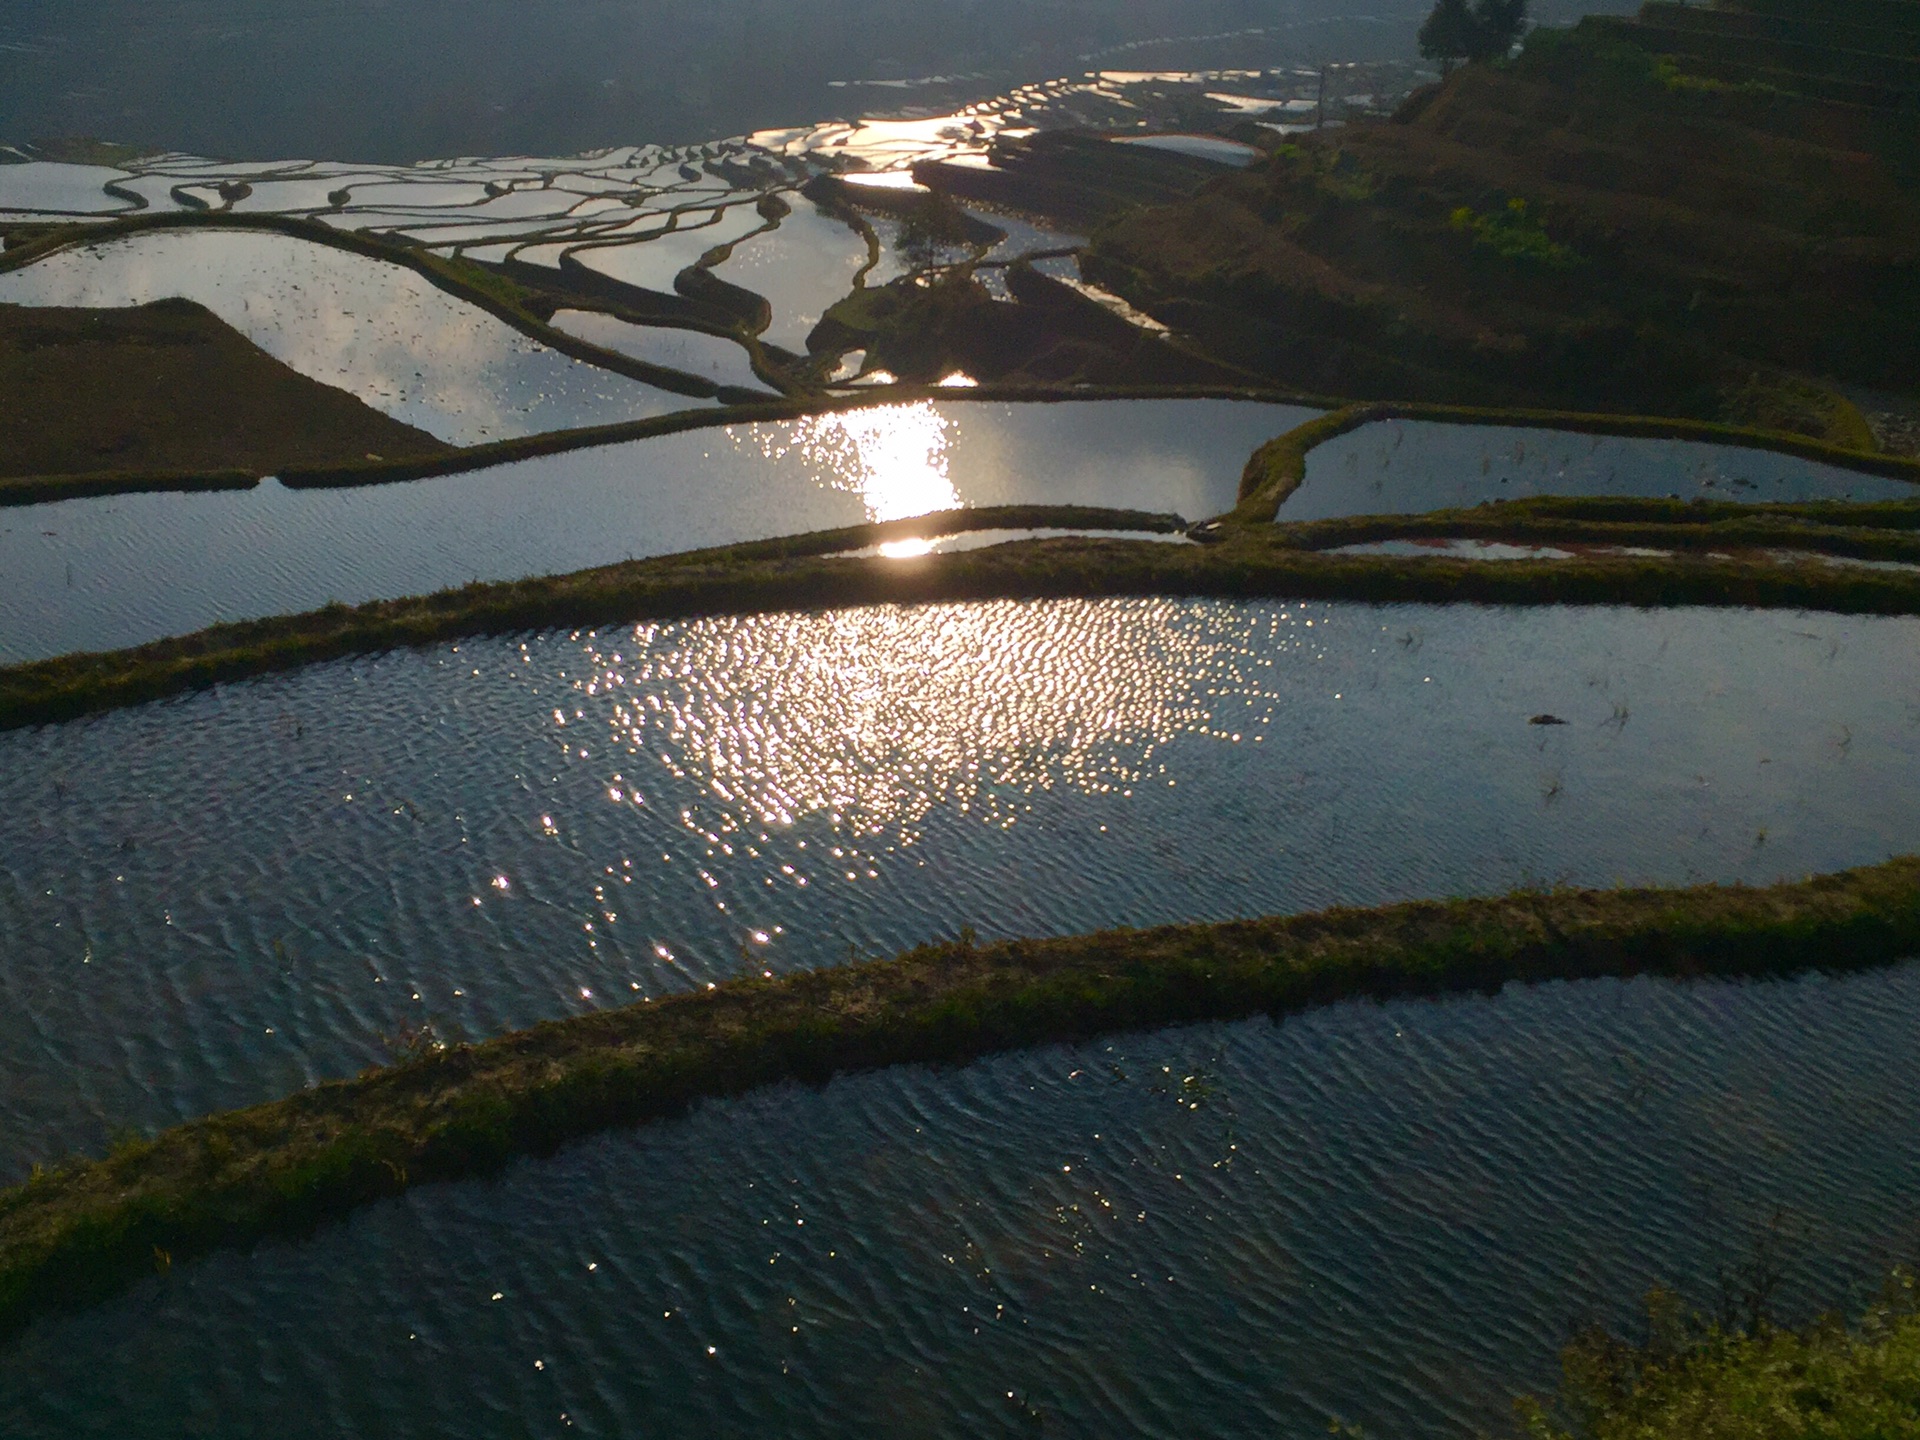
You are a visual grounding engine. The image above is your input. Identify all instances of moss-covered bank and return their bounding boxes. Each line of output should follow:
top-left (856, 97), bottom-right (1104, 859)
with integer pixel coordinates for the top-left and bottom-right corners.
top-left (1521, 1268), bottom-right (1920, 1440)
top-left (3, 857), bottom-right (1917, 1339)
top-left (9, 515), bottom-right (1920, 731)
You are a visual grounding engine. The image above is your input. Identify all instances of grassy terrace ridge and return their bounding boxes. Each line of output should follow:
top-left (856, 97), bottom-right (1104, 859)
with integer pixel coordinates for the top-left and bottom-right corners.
top-left (1235, 403), bottom-right (1920, 522)
top-left (3, 857), bottom-right (1918, 1337)
top-left (1520, 1266), bottom-right (1920, 1440)
top-left (0, 466), bottom-right (254, 508)
top-left (8, 513), bottom-right (1920, 731)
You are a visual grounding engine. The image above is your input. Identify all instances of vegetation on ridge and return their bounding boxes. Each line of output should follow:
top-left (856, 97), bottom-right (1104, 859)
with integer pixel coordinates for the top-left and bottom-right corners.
top-left (8, 501), bottom-right (1920, 730)
top-left (1522, 1268), bottom-right (1920, 1440)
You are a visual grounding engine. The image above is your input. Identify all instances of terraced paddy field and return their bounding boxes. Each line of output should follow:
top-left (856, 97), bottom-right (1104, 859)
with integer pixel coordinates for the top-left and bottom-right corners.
top-left (0, 230), bottom-right (698, 444)
top-left (8, 957), bottom-right (1920, 1438)
top-left (3, 598), bottom-right (1917, 1178)
top-left (0, 398), bottom-right (1310, 661)
top-left (1279, 421), bottom-right (1919, 520)
top-left (3, 12), bottom-right (1919, 1434)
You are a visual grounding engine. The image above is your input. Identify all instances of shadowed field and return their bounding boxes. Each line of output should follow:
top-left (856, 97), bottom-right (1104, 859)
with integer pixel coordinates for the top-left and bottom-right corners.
top-left (0, 297), bottom-right (449, 480)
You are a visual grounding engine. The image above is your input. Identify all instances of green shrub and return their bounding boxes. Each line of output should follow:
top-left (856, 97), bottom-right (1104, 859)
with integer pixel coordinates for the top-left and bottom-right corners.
top-left (1449, 198), bottom-right (1582, 267)
top-left (1520, 1271), bottom-right (1920, 1440)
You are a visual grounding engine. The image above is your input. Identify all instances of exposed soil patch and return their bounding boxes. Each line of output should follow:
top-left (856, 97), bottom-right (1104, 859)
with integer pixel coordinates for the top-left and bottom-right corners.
top-left (0, 297), bottom-right (450, 479)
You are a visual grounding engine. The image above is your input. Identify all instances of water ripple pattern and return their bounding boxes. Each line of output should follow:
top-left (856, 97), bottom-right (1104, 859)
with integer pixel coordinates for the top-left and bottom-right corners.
top-left (0, 229), bottom-right (696, 444)
top-left (5, 962), bottom-right (1920, 1439)
top-left (0, 399), bottom-right (1309, 661)
top-left (0, 600), bottom-right (1917, 1178)
top-left (1280, 419), bottom-right (1917, 519)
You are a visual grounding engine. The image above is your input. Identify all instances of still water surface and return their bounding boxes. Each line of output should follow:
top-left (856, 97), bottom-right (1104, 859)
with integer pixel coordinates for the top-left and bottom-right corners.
top-left (1, 599), bottom-right (1915, 1181)
top-left (3, 961), bottom-right (1917, 1439)
top-left (709, 201), bottom-right (872, 352)
top-left (0, 399), bottom-right (1310, 660)
top-left (1280, 420), bottom-right (1917, 519)
top-left (0, 230), bottom-right (695, 444)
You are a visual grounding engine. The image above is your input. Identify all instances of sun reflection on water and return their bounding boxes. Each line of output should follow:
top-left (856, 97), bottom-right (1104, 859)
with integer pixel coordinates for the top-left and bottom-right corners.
top-left (733, 401), bottom-right (961, 523)
top-left (569, 598), bottom-right (1299, 844)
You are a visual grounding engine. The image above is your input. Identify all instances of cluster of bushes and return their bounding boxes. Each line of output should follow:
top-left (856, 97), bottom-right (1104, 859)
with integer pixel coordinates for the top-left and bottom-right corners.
top-left (1449, 198), bottom-right (1583, 268)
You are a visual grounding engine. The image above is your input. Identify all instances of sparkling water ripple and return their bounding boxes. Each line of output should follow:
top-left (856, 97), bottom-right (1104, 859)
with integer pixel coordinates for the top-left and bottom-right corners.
top-left (3, 965), bottom-right (1919, 1438)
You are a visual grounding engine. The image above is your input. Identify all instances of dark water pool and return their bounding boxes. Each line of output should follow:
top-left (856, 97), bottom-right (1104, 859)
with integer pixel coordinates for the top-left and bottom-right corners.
top-left (4, 960), bottom-right (1917, 1439)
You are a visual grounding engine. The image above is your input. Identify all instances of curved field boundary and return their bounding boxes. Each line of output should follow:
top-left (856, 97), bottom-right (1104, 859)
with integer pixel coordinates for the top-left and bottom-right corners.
top-left (0, 468), bottom-right (255, 509)
top-left (0, 212), bottom-right (739, 402)
top-left (6, 216), bottom-right (1911, 508)
top-left (1234, 403), bottom-right (1920, 522)
top-left (271, 382), bottom-right (1325, 489)
top-left (1274, 497), bottom-right (1920, 564)
top-left (8, 521), bottom-right (1920, 731)
top-left (0, 382), bottom-right (1328, 506)
top-left (1, 857), bottom-right (1916, 1338)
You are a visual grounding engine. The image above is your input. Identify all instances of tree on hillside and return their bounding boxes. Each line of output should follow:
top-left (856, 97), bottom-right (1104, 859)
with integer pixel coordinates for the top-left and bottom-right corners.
top-left (1418, 0), bottom-right (1480, 74)
top-left (1419, 0), bottom-right (1528, 72)
top-left (1468, 0), bottom-right (1528, 59)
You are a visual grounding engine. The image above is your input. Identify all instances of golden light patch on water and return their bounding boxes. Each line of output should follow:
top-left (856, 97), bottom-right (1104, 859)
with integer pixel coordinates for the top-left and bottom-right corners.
top-left (570, 599), bottom-right (1295, 842)
top-left (734, 401), bottom-right (961, 522)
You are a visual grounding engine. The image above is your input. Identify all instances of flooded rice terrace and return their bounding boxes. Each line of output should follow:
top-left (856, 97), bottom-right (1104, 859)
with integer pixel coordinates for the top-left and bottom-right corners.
top-left (0, 229), bottom-right (703, 443)
top-left (2, 599), bottom-right (1917, 1178)
top-left (0, 15), bottom-right (1910, 1434)
top-left (0, 399), bottom-right (1311, 661)
top-left (1280, 420), bottom-right (1918, 518)
top-left (8, 960), bottom-right (1920, 1438)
